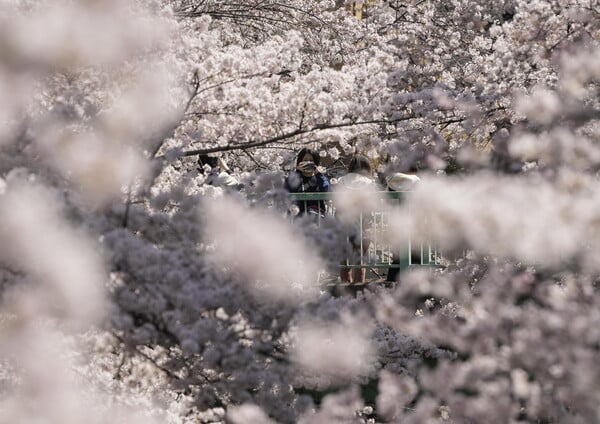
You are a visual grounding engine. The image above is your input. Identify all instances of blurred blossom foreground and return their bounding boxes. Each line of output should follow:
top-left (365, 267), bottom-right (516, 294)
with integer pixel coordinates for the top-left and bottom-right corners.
top-left (1, 1), bottom-right (600, 424)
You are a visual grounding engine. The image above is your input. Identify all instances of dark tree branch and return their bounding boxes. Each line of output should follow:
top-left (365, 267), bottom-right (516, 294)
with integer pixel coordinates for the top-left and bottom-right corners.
top-left (243, 150), bottom-right (266, 169)
top-left (175, 116), bottom-right (415, 158)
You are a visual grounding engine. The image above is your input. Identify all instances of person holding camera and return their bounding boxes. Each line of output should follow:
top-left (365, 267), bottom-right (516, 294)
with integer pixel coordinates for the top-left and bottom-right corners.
top-left (284, 147), bottom-right (330, 216)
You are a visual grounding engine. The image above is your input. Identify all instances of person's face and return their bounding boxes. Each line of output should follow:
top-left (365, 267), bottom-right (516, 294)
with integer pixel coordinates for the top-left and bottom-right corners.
top-left (301, 153), bottom-right (314, 163)
top-left (298, 153), bottom-right (316, 176)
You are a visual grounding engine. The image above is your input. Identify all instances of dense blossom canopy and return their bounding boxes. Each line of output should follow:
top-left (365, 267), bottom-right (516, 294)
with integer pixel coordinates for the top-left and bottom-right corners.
top-left (1, 0), bottom-right (600, 423)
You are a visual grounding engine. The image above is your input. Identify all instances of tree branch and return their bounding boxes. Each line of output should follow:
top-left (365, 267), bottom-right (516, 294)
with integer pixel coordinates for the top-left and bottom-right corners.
top-left (175, 116), bottom-right (414, 158)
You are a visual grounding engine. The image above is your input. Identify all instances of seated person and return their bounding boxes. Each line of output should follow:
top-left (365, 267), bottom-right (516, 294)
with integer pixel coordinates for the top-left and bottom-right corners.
top-left (198, 155), bottom-right (241, 189)
top-left (385, 168), bottom-right (420, 282)
top-left (337, 154), bottom-right (375, 284)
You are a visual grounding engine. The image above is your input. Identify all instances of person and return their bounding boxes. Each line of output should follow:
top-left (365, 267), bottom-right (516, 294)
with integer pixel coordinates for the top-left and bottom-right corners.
top-left (337, 154), bottom-right (376, 284)
top-left (198, 155), bottom-right (241, 189)
top-left (385, 168), bottom-right (420, 282)
top-left (385, 171), bottom-right (420, 191)
top-left (284, 148), bottom-right (330, 216)
top-left (337, 154), bottom-right (374, 188)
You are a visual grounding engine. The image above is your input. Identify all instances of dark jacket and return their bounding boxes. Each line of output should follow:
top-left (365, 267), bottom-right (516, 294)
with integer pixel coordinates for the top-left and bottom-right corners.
top-left (284, 170), bottom-right (330, 215)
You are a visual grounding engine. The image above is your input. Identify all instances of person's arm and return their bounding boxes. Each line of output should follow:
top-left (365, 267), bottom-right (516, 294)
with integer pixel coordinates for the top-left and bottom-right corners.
top-left (316, 172), bottom-right (330, 192)
top-left (217, 157), bottom-right (231, 173)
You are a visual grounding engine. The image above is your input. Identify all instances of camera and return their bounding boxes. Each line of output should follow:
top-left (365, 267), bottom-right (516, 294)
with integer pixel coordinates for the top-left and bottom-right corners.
top-left (299, 161), bottom-right (316, 172)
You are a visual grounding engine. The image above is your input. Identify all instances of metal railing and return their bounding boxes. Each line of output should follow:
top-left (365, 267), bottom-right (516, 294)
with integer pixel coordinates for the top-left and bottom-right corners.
top-left (288, 191), bottom-right (442, 273)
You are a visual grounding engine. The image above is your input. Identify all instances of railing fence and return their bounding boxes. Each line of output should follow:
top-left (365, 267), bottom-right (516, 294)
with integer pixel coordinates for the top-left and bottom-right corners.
top-left (288, 191), bottom-right (442, 276)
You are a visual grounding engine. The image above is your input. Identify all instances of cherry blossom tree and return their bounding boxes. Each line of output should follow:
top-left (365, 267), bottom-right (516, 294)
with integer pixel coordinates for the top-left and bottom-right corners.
top-left (0, 0), bottom-right (600, 423)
